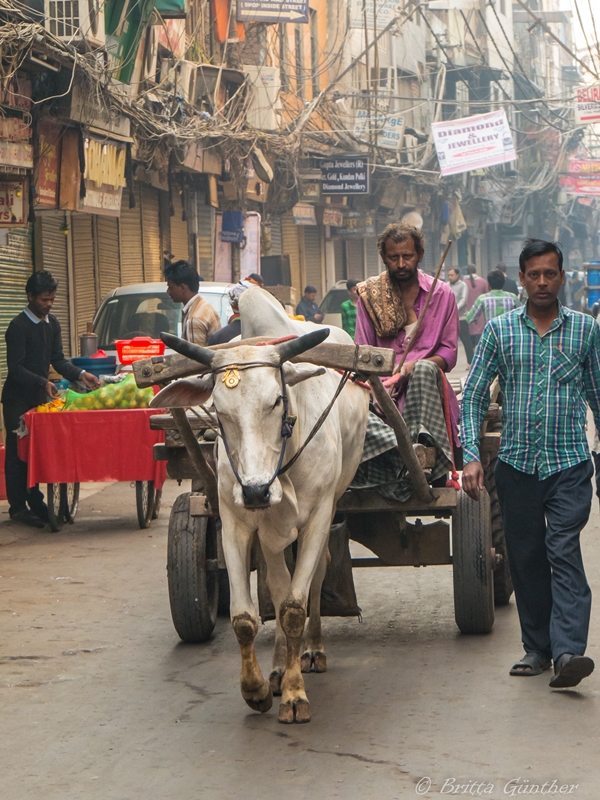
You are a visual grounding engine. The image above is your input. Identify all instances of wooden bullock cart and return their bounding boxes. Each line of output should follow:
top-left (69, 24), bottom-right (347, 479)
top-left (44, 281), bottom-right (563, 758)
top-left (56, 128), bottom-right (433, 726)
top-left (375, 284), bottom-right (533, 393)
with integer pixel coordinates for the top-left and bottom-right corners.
top-left (133, 340), bottom-right (512, 643)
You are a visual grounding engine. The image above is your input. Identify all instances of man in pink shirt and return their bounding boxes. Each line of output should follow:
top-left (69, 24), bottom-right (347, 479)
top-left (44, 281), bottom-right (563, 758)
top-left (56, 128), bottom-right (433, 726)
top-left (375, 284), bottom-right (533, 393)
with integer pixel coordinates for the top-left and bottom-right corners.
top-left (465, 265), bottom-right (489, 347)
top-left (355, 223), bottom-right (460, 480)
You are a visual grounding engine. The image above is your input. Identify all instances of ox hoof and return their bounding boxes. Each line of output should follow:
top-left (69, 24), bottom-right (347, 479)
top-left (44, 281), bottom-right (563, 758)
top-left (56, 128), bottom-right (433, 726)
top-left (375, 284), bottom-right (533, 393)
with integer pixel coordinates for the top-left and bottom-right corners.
top-left (269, 669), bottom-right (284, 696)
top-left (278, 698), bottom-right (311, 724)
top-left (300, 651), bottom-right (327, 673)
top-left (242, 683), bottom-right (273, 714)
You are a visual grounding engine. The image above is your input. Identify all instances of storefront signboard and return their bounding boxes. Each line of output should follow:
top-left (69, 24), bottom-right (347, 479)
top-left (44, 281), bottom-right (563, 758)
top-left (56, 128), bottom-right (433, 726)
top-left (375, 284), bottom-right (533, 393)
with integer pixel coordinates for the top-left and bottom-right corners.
top-left (35, 120), bottom-right (62, 209)
top-left (321, 156), bottom-right (369, 195)
top-left (432, 109), bottom-right (516, 176)
top-left (559, 160), bottom-right (600, 196)
top-left (0, 179), bottom-right (27, 225)
top-left (575, 84), bottom-right (600, 125)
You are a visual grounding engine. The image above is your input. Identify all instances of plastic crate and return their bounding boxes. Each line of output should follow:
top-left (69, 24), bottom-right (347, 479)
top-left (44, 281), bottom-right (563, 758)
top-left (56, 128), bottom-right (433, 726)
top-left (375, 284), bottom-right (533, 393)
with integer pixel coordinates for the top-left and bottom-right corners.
top-left (71, 356), bottom-right (117, 379)
top-left (115, 337), bottom-right (166, 365)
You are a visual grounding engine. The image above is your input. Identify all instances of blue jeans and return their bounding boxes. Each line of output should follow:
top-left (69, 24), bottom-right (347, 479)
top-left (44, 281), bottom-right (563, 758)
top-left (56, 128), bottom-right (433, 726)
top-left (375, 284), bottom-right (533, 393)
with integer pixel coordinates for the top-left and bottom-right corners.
top-left (495, 459), bottom-right (593, 662)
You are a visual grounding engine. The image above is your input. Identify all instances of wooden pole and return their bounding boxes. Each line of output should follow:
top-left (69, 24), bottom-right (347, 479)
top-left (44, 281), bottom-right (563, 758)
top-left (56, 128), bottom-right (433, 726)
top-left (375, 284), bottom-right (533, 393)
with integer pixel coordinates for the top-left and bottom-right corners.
top-left (171, 408), bottom-right (219, 514)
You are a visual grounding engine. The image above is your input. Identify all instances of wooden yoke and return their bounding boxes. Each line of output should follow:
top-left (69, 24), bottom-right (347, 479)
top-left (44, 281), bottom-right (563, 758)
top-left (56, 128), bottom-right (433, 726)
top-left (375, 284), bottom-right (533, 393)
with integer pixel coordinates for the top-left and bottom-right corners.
top-left (133, 340), bottom-right (396, 387)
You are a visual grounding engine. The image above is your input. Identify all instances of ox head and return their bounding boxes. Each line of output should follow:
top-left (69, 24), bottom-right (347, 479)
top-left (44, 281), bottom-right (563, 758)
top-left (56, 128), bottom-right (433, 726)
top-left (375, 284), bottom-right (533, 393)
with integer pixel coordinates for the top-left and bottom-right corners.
top-left (153, 329), bottom-right (329, 509)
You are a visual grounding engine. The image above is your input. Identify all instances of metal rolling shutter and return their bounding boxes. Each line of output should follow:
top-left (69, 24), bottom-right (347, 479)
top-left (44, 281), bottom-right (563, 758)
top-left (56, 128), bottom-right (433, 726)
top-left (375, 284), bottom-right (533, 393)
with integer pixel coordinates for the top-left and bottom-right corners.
top-left (269, 216), bottom-right (283, 255)
top-left (282, 212), bottom-right (301, 292)
top-left (96, 215), bottom-right (121, 299)
top-left (71, 214), bottom-right (97, 338)
top-left (0, 226), bottom-right (33, 390)
top-left (140, 184), bottom-right (162, 282)
top-left (334, 239), bottom-right (345, 282)
top-left (365, 237), bottom-right (381, 277)
top-left (303, 226), bottom-right (322, 300)
top-left (40, 215), bottom-right (71, 355)
top-left (196, 203), bottom-right (214, 280)
top-left (119, 183), bottom-right (144, 285)
top-left (170, 189), bottom-right (189, 262)
top-left (346, 239), bottom-right (364, 281)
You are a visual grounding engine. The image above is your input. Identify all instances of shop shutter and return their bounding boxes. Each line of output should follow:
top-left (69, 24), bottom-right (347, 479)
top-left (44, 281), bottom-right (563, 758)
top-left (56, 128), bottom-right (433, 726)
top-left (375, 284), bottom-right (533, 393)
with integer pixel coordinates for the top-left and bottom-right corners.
top-left (269, 216), bottom-right (283, 256)
top-left (71, 214), bottom-right (97, 338)
top-left (346, 239), bottom-right (364, 281)
top-left (196, 203), bottom-right (214, 280)
top-left (0, 226), bottom-right (33, 390)
top-left (140, 183), bottom-right (162, 282)
top-left (303, 226), bottom-right (322, 300)
top-left (170, 189), bottom-right (189, 262)
top-left (281, 212), bottom-right (301, 292)
top-left (334, 239), bottom-right (345, 282)
top-left (95, 215), bottom-right (121, 299)
top-left (119, 183), bottom-right (144, 285)
top-left (365, 237), bottom-right (381, 277)
top-left (40, 215), bottom-right (71, 355)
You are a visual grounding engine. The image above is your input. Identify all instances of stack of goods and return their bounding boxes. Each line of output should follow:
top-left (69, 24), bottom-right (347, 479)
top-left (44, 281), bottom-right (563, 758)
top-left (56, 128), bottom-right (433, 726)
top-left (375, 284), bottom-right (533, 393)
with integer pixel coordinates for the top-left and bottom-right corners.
top-left (36, 398), bottom-right (66, 413)
top-left (64, 375), bottom-right (153, 411)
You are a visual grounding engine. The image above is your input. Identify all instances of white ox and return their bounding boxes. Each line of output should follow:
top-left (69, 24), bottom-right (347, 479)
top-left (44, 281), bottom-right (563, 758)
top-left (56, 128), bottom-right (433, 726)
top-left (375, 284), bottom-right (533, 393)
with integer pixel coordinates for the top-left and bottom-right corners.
top-left (153, 288), bottom-right (369, 723)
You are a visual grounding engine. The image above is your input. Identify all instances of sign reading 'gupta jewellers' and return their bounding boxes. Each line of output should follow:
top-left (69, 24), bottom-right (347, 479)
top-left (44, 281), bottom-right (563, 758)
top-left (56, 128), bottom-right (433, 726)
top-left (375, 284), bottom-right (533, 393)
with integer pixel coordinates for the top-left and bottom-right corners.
top-left (432, 109), bottom-right (516, 176)
top-left (321, 156), bottom-right (369, 195)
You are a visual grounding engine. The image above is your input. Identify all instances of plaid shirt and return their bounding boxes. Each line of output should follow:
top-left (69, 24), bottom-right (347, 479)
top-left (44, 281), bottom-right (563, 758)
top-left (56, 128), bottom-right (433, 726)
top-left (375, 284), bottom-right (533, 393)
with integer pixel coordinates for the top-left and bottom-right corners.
top-left (182, 294), bottom-right (221, 346)
top-left (461, 304), bottom-right (600, 479)
top-left (464, 289), bottom-right (518, 325)
top-left (341, 299), bottom-right (357, 338)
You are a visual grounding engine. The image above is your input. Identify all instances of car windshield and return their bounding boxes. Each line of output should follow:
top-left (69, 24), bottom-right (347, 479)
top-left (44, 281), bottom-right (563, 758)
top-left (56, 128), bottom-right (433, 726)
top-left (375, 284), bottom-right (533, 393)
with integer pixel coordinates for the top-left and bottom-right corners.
top-left (320, 289), bottom-right (348, 314)
top-left (94, 291), bottom-right (231, 350)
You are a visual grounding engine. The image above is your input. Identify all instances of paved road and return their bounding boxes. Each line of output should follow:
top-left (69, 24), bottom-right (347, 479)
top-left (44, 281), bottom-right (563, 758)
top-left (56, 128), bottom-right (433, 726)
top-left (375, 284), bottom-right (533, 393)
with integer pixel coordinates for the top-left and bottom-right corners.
top-left (2, 474), bottom-right (599, 800)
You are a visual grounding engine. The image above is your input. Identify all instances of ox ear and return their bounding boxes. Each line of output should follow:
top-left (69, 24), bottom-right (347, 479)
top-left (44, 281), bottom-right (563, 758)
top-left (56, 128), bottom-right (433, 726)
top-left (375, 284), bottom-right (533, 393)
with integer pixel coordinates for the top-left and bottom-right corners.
top-left (150, 375), bottom-right (214, 408)
top-left (282, 363), bottom-right (326, 386)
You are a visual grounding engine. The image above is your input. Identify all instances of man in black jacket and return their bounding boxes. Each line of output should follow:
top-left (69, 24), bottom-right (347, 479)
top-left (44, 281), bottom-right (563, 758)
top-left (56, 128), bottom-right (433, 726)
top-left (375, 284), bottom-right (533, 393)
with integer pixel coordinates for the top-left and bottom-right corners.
top-left (2, 271), bottom-right (99, 527)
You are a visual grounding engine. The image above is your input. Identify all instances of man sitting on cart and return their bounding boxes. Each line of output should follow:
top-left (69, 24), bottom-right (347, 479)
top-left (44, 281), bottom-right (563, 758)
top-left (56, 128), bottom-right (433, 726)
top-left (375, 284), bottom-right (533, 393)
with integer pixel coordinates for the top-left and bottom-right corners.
top-left (2, 271), bottom-right (99, 528)
top-left (353, 223), bottom-right (460, 487)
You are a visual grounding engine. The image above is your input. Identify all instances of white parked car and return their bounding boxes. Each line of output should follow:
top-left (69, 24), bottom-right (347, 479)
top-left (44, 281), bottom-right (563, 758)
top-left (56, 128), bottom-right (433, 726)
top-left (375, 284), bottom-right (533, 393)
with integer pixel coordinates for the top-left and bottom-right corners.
top-left (319, 280), bottom-right (351, 329)
top-left (93, 282), bottom-right (232, 365)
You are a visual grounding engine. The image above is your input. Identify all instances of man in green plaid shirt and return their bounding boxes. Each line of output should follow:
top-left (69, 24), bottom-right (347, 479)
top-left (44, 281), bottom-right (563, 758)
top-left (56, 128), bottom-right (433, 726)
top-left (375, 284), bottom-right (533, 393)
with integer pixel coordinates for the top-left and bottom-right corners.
top-left (341, 279), bottom-right (358, 339)
top-left (464, 268), bottom-right (519, 326)
top-left (461, 239), bottom-right (600, 689)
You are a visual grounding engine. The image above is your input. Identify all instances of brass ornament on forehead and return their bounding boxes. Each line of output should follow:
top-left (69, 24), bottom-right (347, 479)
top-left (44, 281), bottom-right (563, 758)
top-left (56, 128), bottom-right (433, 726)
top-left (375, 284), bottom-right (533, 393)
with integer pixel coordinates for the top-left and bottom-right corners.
top-left (222, 366), bottom-right (241, 388)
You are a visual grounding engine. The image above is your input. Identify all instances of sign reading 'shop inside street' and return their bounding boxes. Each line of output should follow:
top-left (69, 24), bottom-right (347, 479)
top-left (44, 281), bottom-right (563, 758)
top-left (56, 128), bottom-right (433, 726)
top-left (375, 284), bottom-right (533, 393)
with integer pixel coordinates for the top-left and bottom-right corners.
top-left (237, 0), bottom-right (308, 23)
top-left (432, 109), bottom-right (516, 176)
top-left (321, 156), bottom-right (369, 195)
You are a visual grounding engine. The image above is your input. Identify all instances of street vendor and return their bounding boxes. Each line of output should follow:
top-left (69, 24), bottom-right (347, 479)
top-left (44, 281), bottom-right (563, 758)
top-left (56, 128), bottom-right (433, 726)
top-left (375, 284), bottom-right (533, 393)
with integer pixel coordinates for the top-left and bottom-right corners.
top-left (354, 223), bottom-right (460, 485)
top-left (2, 271), bottom-right (99, 528)
top-left (164, 260), bottom-right (221, 345)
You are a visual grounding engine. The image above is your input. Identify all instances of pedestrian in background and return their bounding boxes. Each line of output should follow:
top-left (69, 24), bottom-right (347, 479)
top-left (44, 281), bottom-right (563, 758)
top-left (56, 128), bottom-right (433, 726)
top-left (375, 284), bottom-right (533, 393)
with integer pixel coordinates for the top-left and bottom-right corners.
top-left (341, 279), bottom-right (359, 339)
top-left (164, 260), bottom-right (221, 345)
top-left (296, 285), bottom-right (324, 323)
top-left (461, 239), bottom-right (599, 689)
top-left (465, 265), bottom-right (489, 348)
top-left (447, 267), bottom-right (474, 364)
top-left (465, 269), bottom-right (519, 327)
top-left (496, 262), bottom-right (519, 295)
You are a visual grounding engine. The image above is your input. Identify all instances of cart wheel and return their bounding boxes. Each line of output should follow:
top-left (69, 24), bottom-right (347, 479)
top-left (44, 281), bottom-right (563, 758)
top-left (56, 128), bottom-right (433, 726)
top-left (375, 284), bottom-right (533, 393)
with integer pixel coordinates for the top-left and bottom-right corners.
top-left (60, 483), bottom-right (80, 524)
top-left (167, 492), bottom-right (219, 643)
top-left (136, 480), bottom-right (155, 529)
top-left (46, 483), bottom-right (64, 532)
top-left (452, 489), bottom-right (495, 634)
top-left (483, 455), bottom-right (513, 606)
top-left (151, 489), bottom-right (162, 520)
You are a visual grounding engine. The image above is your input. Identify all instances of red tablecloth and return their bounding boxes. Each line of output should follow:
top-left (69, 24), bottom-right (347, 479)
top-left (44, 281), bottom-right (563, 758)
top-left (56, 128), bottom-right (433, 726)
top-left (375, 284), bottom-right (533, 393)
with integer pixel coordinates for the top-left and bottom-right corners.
top-left (18, 409), bottom-right (166, 489)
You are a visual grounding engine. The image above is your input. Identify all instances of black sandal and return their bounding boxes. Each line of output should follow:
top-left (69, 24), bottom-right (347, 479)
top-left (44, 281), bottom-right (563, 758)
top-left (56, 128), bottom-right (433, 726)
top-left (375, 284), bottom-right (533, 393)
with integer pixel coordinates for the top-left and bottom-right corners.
top-left (509, 652), bottom-right (552, 676)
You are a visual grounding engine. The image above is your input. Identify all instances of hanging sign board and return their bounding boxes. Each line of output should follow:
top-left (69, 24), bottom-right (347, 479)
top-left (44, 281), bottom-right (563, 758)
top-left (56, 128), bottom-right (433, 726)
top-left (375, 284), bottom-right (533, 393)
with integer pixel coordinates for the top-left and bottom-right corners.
top-left (559, 160), bottom-right (600, 196)
top-left (349, 0), bottom-right (398, 29)
top-left (574, 84), bottom-right (600, 125)
top-left (321, 156), bottom-right (369, 195)
top-left (354, 109), bottom-right (404, 150)
top-left (0, 179), bottom-right (27, 225)
top-left (322, 207), bottom-right (344, 226)
top-left (237, 0), bottom-right (309, 23)
top-left (432, 109), bottom-right (516, 176)
top-left (292, 203), bottom-right (317, 225)
top-left (34, 120), bottom-right (62, 209)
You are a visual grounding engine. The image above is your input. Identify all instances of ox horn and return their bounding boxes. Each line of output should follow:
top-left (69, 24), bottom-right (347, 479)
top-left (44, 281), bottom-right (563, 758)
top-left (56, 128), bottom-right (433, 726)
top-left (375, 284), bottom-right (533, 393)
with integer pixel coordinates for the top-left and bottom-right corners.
top-left (160, 332), bottom-right (216, 367)
top-left (275, 328), bottom-right (330, 363)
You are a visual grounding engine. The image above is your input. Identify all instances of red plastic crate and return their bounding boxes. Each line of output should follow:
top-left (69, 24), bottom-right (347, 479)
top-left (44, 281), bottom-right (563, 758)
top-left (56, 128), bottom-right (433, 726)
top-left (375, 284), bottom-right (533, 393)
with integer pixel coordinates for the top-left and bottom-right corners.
top-left (115, 337), bottom-right (166, 365)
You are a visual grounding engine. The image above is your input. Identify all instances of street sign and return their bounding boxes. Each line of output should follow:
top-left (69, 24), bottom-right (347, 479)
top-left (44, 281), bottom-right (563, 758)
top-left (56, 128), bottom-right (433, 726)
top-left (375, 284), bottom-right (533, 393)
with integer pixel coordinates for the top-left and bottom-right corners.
top-left (559, 160), bottom-right (600, 196)
top-left (575, 83), bottom-right (600, 126)
top-left (237, 0), bottom-right (309, 23)
top-left (432, 109), bottom-right (516, 176)
top-left (321, 156), bottom-right (369, 195)
top-left (354, 109), bottom-right (404, 150)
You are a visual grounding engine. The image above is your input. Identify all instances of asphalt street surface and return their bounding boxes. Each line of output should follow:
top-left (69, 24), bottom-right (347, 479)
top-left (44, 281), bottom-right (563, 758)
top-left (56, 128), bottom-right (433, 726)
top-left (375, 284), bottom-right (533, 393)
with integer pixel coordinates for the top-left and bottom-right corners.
top-left (2, 347), bottom-right (599, 800)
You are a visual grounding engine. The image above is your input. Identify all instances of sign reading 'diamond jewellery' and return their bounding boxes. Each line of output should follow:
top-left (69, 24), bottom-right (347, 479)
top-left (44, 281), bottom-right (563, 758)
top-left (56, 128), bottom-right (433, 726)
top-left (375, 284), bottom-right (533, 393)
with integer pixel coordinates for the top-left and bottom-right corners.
top-left (354, 110), bottom-right (404, 151)
top-left (237, 0), bottom-right (309, 23)
top-left (349, 0), bottom-right (398, 29)
top-left (432, 109), bottom-right (516, 176)
top-left (321, 157), bottom-right (369, 195)
top-left (575, 84), bottom-right (600, 125)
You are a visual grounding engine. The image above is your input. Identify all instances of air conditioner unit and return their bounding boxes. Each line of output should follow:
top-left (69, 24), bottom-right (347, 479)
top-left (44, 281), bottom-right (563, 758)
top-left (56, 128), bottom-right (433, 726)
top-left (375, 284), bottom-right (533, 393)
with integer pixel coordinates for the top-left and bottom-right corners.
top-left (176, 60), bottom-right (197, 104)
top-left (140, 26), bottom-right (159, 84)
top-left (45, 0), bottom-right (106, 48)
top-left (244, 66), bottom-right (281, 132)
